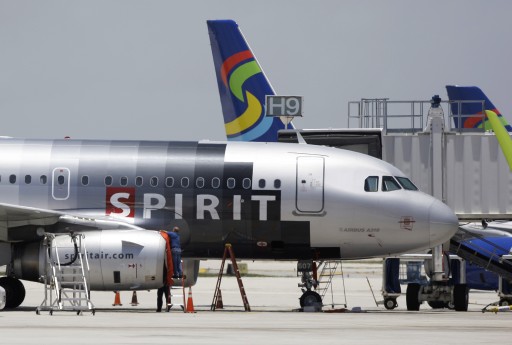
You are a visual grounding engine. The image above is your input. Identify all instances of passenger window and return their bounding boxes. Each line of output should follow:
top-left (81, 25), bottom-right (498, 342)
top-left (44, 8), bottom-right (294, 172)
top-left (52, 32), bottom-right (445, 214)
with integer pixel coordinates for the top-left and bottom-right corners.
top-left (258, 179), bottom-right (266, 188)
top-left (165, 177), bottom-right (174, 187)
top-left (395, 176), bottom-right (418, 191)
top-left (82, 176), bottom-right (89, 186)
top-left (136, 176), bottom-right (143, 187)
top-left (57, 175), bottom-right (65, 185)
top-left (104, 176), bottom-right (112, 186)
top-left (274, 179), bottom-right (281, 189)
top-left (120, 176), bottom-right (128, 186)
top-left (196, 177), bottom-right (205, 188)
top-left (150, 177), bottom-right (158, 187)
top-left (364, 176), bottom-right (379, 192)
top-left (242, 178), bottom-right (251, 189)
top-left (25, 175), bottom-right (31, 184)
top-left (9, 174), bottom-right (16, 184)
top-left (382, 176), bottom-right (402, 192)
top-left (181, 177), bottom-right (189, 188)
top-left (212, 177), bottom-right (220, 189)
top-left (40, 175), bottom-right (47, 184)
top-left (227, 178), bottom-right (236, 189)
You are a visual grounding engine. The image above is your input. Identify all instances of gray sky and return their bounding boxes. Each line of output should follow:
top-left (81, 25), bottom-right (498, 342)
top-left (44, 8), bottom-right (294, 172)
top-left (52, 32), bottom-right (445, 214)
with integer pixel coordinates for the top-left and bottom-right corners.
top-left (1, 0), bottom-right (511, 141)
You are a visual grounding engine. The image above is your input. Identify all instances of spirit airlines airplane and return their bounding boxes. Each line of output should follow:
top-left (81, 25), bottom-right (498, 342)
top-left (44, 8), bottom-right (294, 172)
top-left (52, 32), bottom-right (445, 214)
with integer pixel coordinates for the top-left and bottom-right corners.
top-left (0, 25), bottom-right (458, 312)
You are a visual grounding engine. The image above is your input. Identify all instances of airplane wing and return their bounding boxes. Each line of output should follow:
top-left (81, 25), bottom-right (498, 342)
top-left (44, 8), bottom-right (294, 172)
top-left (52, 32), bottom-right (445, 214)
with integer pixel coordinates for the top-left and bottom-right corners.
top-left (0, 203), bottom-right (144, 242)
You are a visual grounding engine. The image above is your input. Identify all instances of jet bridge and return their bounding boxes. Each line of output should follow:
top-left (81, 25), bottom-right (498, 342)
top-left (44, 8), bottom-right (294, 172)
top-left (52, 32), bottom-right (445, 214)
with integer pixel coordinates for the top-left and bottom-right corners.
top-left (347, 97), bottom-right (512, 221)
top-left (281, 98), bottom-right (512, 220)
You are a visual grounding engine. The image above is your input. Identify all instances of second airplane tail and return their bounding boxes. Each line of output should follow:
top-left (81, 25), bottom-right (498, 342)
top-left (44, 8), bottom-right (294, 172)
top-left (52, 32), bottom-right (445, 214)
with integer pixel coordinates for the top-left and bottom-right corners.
top-left (207, 19), bottom-right (288, 142)
top-left (446, 85), bottom-right (512, 132)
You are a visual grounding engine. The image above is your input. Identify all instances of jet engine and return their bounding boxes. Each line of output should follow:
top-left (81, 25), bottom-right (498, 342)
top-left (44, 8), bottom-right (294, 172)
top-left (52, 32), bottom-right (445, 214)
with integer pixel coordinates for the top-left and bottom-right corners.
top-left (11, 230), bottom-right (199, 290)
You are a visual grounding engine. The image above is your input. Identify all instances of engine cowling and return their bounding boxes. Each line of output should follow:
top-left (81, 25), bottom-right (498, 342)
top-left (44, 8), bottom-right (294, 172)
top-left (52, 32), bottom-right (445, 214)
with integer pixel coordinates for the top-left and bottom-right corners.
top-left (12, 230), bottom-right (199, 290)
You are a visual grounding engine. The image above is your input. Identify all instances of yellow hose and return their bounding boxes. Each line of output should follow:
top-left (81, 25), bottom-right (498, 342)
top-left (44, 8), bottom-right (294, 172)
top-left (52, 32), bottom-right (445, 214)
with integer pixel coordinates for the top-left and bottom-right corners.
top-left (486, 110), bottom-right (512, 171)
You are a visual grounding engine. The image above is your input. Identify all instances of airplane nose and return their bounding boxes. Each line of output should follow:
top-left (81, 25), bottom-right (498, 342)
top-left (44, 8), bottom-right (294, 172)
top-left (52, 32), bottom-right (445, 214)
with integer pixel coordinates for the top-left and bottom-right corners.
top-left (429, 199), bottom-right (459, 246)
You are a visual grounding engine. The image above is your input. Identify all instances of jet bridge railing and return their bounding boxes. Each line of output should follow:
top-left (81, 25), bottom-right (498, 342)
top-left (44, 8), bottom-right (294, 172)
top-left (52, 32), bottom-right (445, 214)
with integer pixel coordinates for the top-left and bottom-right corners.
top-left (449, 227), bottom-right (512, 281)
top-left (347, 99), bottom-right (486, 134)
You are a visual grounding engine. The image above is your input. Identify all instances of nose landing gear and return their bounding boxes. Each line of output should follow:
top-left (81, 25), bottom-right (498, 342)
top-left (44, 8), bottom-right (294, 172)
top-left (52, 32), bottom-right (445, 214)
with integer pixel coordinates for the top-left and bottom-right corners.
top-left (297, 260), bottom-right (322, 308)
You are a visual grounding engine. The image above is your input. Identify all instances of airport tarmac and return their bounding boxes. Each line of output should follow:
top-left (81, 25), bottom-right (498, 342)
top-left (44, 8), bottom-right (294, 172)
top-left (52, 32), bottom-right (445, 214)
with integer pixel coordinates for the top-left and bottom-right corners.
top-left (1, 260), bottom-right (511, 344)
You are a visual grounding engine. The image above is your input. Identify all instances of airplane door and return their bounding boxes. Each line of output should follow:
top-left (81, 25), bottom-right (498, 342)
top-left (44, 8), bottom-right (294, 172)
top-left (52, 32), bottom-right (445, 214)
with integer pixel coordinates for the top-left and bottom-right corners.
top-left (296, 156), bottom-right (325, 213)
top-left (52, 167), bottom-right (70, 200)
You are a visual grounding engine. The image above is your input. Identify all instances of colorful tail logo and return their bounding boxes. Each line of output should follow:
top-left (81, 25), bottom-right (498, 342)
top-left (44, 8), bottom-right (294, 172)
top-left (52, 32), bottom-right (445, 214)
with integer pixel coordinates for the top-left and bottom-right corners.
top-left (446, 85), bottom-right (512, 131)
top-left (207, 20), bottom-right (288, 142)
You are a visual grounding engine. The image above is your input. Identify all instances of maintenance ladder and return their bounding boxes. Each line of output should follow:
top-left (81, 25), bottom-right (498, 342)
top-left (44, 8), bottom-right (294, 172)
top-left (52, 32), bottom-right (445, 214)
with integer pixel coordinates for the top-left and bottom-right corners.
top-left (166, 260), bottom-right (186, 312)
top-left (317, 261), bottom-right (338, 303)
top-left (211, 243), bottom-right (250, 311)
top-left (37, 232), bottom-right (94, 315)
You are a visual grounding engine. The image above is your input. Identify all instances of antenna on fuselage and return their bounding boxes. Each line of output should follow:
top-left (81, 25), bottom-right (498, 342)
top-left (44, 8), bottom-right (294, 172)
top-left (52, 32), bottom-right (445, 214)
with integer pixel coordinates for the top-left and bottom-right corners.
top-left (294, 130), bottom-right (307, 144)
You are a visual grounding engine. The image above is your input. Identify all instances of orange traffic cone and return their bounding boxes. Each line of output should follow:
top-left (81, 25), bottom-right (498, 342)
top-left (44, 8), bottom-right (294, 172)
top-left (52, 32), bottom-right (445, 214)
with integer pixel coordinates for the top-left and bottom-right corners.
top-left (215, 289), bottom-right (224, 309)
top-left (113, 291), bottom-right (122, 306)
top-left (185, 287), bottom-right (195, 313)
top-left (131, 291), bottom-right (139, 306)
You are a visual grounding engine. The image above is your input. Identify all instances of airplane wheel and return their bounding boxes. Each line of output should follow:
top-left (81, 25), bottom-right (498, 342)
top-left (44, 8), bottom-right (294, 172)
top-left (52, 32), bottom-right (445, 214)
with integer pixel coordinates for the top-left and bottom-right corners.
top-left (384, 297), bottom-right (397, 310)
top-left (453, 284), bottom-right (468, 311)
top-left (427, 301), bottom-right (445, 309)
top-left (498, 298), bottom-right (510, 306)
top-left (0, 277), bottom-right (26, 309)
top-left (299, 291), bottom-right (322, 308)
top-left (406, 283), bottom-right (420, 311)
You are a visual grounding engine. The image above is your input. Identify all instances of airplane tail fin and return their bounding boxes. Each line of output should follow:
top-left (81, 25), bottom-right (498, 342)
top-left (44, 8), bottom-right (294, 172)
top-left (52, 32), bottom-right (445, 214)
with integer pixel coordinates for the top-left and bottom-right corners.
top-left (446, 85), bottom-right (512, 132)
top-left (207, 19), bottom-right (288, 142)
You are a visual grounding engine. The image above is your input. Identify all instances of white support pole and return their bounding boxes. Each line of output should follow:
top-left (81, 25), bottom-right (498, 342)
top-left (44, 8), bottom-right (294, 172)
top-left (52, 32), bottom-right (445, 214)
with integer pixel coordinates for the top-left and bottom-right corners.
top-left (429, 108), bottom-right (446, 282)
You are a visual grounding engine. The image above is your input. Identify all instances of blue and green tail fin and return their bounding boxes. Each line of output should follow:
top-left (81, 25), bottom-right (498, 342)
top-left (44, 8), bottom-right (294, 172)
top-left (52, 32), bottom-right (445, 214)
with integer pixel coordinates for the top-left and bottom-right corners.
top-left (207, 19), bottom-right (289, 142)
top-left (446, 85), bottom-right (512, 132)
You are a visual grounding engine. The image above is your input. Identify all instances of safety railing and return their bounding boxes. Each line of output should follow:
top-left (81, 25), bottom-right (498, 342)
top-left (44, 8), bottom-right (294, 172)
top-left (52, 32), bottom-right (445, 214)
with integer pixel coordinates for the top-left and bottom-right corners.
top-left (347, 98), bottom-right (486, 134)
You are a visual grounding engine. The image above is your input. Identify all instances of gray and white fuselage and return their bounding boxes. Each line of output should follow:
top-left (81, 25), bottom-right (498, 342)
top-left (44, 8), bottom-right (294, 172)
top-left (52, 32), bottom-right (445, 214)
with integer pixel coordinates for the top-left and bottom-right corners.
top-left (0, 138), bottom-right (457, 260)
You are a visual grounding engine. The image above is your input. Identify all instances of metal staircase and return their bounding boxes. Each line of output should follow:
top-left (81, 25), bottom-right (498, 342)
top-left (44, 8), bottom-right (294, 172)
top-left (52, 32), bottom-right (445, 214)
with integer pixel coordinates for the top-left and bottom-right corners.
top-left (316, 260), bottom-right (346, 308)
top-left (37, 232), bottom-right (94, 315)
top-left (449, 228), bottom-right (512, 281)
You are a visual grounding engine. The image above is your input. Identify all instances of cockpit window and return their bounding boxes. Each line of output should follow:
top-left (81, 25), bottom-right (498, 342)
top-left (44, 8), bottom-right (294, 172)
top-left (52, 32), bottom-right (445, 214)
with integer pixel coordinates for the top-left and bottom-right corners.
top-left (364, 176), bottom-right (379, 192)
top-left (382, 176), bottom-right (402, 192)
top-left (395, 176), bottom-right (418, 191)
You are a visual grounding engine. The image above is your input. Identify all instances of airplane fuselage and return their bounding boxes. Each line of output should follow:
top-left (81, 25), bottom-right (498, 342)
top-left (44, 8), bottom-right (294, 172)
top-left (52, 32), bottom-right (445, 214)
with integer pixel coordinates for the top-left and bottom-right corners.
top-left (0, 138), bottom-right (457, 260)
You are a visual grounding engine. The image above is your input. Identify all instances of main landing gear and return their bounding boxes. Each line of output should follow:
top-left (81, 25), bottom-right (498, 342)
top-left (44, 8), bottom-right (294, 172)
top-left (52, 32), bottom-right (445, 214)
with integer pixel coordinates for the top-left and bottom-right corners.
top-left (0, 276), bottom-right (26, 309)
